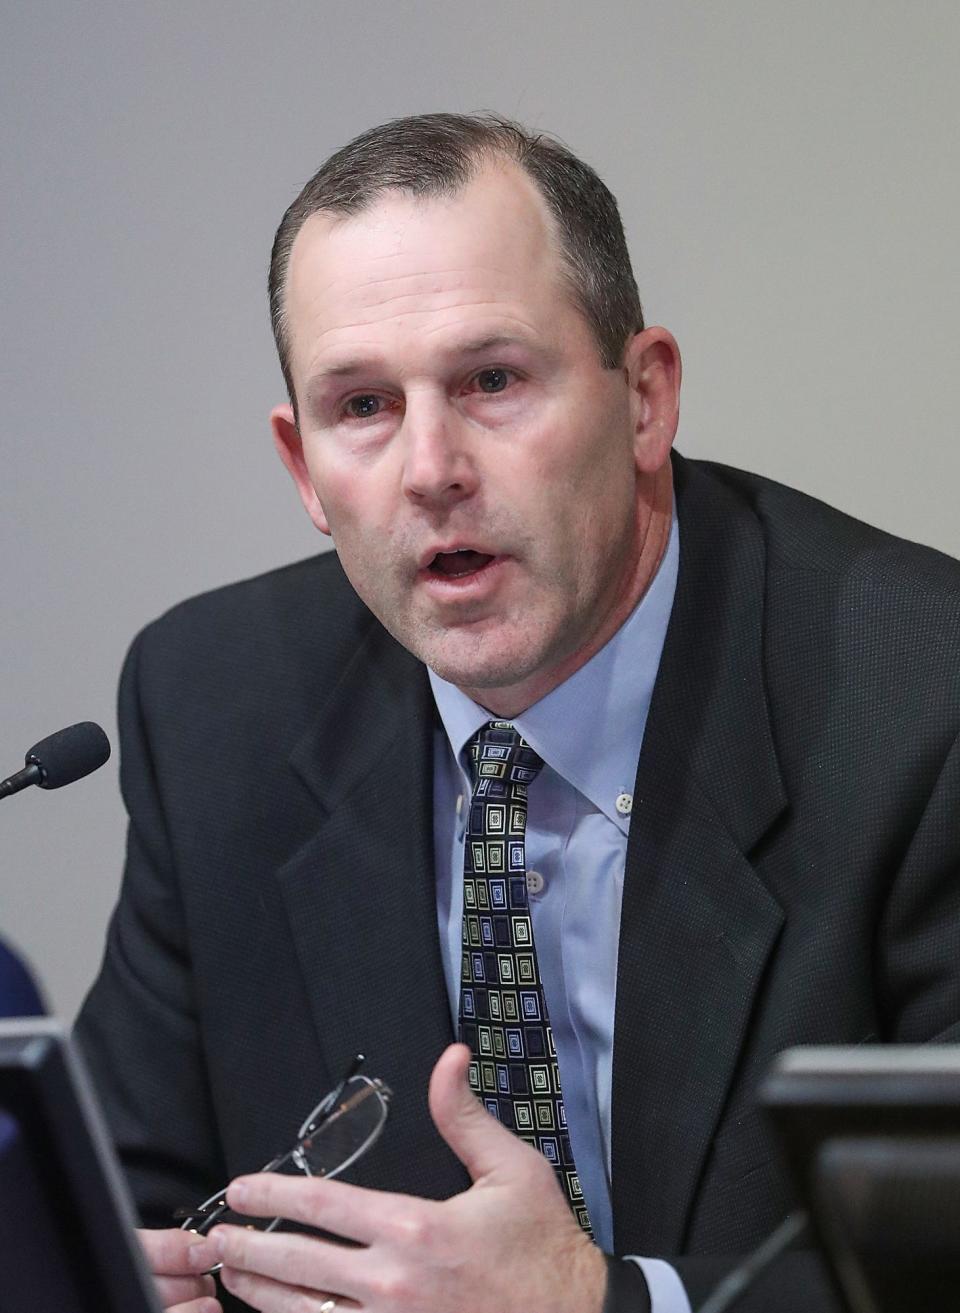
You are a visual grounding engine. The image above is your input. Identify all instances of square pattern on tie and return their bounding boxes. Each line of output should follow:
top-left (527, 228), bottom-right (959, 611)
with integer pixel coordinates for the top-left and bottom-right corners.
top-left (457, 721), bottom-right (592, 1236)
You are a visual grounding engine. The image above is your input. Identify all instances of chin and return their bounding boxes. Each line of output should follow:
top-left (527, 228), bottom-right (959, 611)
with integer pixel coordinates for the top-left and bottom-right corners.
top-left (388, 605), bottom-right (563, 694)
top-left (421, 639), bottom-right (545, 697)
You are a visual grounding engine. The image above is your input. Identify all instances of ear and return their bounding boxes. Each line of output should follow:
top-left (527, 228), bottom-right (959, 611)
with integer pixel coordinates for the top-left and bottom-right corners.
top-left (270, 404), bottom-right (331, 536)
top-left (622, 327), bottom-right (682, 474)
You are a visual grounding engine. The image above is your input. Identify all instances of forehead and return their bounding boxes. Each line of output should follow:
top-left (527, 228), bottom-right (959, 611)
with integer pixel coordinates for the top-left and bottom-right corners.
top-left (282, 161), bottom-right (587, 380)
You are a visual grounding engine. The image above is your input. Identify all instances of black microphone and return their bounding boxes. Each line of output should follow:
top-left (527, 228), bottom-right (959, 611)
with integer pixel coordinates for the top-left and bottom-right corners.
top-left (0, 722), bottom-right (111, 800)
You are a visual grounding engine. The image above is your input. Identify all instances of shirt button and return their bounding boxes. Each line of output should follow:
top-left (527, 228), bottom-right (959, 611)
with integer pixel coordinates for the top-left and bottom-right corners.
top-left (615, 792), bottom-right (633, 817)
top-left (525, 870), bottom-right (545, 896)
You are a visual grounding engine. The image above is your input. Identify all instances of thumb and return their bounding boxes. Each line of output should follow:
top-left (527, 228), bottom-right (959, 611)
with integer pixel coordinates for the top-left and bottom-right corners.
top-left (428, 1043), bottom-right (529, 1184)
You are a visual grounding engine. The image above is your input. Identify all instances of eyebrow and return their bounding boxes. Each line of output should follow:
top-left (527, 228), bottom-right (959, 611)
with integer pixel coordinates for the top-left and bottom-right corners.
top-left (317, 333), bottom-right (538, 377)
top-left (302, 361), bottom-right (374, 415)
top-left (453, 333), bottom-right (539, 356)
top-left (303, 333), bottom-right (548, 408)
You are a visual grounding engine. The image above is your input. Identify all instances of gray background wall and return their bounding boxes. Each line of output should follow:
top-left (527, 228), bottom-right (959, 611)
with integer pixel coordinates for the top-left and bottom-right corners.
top-left (3, 1), bottom-right (958, 1020)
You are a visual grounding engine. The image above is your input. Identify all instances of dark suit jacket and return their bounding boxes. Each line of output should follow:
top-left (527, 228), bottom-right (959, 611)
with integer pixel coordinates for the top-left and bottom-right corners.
top-left (75, 454), bottom-right (960, 1312)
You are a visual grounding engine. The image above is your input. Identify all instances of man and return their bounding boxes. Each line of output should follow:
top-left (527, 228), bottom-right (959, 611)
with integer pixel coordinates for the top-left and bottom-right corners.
top-left (76, 114), bottom-right (960, 1313)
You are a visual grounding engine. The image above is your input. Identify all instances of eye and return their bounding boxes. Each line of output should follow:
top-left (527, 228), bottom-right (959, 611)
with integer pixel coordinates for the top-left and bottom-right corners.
top-left (345, 394), bottom-right (383, 419)
top-left (474, 368), bottom-right (511, 394)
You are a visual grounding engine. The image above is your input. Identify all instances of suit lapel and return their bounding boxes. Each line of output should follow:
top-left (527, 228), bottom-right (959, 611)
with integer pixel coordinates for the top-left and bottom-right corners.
top-left (276, 620), bottom-right (468, 1200)
top-left (612, 456), bottom-right (788, 1254)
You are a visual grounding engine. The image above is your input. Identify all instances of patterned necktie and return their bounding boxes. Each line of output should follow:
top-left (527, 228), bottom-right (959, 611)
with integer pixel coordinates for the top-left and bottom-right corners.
top-left (457, 720), bottom-right (592, 1234)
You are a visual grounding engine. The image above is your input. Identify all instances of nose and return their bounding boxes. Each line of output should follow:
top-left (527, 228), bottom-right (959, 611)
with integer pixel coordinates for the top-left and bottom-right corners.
top-left (400, 397), bottom-right (478, 509)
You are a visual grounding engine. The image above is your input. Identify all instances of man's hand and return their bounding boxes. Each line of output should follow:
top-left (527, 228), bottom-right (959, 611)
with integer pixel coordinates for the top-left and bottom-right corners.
top-left (185, 1043), bottom-right (607, 1313)
top-left (138, 1226), bottom-right (222, 1313)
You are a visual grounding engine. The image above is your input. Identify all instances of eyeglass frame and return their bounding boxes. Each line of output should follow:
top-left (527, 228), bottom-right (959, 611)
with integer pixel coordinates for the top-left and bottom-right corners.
top-left (175, 1054), bottom-right (392, 1260)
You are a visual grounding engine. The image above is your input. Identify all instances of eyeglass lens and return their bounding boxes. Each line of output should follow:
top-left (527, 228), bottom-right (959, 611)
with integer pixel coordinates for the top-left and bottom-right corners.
top-left (180, 1075), bottom-right (390, 1238)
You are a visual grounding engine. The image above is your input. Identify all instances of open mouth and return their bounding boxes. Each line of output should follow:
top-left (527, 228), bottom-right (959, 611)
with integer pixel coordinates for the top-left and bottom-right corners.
top-left (427, 549), bottom-right (496, 579)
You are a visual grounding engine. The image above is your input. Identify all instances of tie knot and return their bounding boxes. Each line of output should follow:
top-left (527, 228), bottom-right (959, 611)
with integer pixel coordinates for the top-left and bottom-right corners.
top-left (467, 720), bottom-right (544, 792)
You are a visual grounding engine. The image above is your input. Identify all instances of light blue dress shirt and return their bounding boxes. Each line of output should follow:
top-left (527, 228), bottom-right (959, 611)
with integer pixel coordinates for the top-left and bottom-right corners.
top-left (429, 510), bottom-right (692, 1313)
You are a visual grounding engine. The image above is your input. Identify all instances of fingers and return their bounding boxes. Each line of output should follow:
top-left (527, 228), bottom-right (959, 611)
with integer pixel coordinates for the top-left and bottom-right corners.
top-left (166, 1300), bottom-right (221, 1313)
top-left (137, 1227), bottom-right (222, 1311)
top-left (139, 1225), bottom-right (210, 1275)
top-left (221, 1268), bottom-right (354, 1312)
top-left (222, 1172), bottom-right (410, 1245)
top-left (156, 1274), bottom-right (217, 1305)
top-left (193, 1225), bottom-right (362, 1296)
top-left (428, 1042), bottom-right (535, 1183)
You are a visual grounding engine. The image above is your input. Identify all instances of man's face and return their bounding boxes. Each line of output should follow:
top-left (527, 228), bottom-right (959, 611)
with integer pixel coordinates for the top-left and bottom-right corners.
top-left (273, 161), bottom-right (678, 714)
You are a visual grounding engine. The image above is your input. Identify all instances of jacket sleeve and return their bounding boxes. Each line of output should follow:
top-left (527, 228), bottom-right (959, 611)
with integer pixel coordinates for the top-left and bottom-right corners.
top-left (73, 625), bottom-right (227, 1227)
top-left (675, 1250), bottom-right (841, 1313)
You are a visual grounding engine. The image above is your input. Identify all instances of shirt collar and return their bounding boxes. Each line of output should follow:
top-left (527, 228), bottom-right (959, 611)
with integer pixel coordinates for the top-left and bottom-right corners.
top-left (428, 508), bottom-right (679, 831)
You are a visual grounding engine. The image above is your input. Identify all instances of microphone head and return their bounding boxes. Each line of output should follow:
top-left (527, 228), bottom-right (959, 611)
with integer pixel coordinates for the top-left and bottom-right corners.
top-left (25, 721), bottom-right (111, 789)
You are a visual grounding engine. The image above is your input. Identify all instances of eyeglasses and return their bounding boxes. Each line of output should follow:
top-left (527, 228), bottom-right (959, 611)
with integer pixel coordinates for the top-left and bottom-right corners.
top-left (175, 1055), bottom-right (391, 1258)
